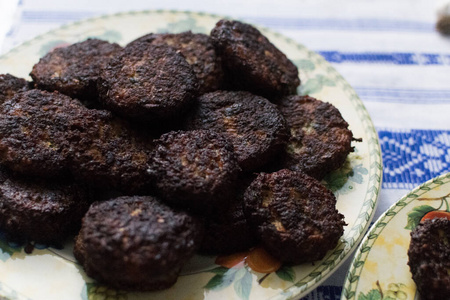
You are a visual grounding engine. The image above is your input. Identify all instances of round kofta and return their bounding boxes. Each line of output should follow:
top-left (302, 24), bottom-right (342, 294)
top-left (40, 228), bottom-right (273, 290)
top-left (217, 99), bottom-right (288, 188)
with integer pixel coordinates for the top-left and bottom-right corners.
top-left (30, 38), bottom-right (122, 101)
top-left (184, 90), bottom-right (288, 171)
top-left (278, 95), bottom-right (354, 180)
top-left (73, 196), bottom-right (203, 291)
top-left (408, 218), bottom-right (450, 300)
top-left (243, 169), bottom-right (345, 264)
top-left (210, 19), bottom-right (300, 100)
top-left (127, 31), bottom-right (223, 94)
top-left (0, 89), bottom-right (153, 193)
top-left (0, 167), bottom-right (91, 245)
top-left (97, 42), bottom-right (198, 122)
top-left (69, 114), bottom-right (154, 194)
top-left (0, 89), bottom-right (83, 176)
top-left (0, 73), bottom-right (29, 104)
top-left (148, 130), bottom-right (240, 214)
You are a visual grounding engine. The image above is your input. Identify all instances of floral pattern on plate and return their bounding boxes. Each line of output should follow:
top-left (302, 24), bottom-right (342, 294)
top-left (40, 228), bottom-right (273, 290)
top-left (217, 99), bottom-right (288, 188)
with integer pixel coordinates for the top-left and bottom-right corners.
top-left (343, 172), bottom-right (450, 300)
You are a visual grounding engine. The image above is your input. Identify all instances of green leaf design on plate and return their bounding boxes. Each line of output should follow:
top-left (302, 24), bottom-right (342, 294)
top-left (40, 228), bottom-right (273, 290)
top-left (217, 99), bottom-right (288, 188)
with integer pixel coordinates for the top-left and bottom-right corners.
top-left (276, 265), bottom-right (296, 282)
top-left (85, 283), bottom-right (126, 300)
top-left (205, 267), bottom-right (254, 300)
top-left (299, 74), bottom-right (336, 95)
top-left (323, 160), bottom-right (368, 195)
top-left (405, 205), bottom-right (436, 230)
top-left (344, 289), bottom-right (355, 299)
top-left (204, 267), bottom-right (239, 291)
top-left (233, 268), bottom-right (252, 300)
top-left (210, 266), bottom-right (229, 275)
top-left (349, 164), bottom-right (369, 184)
top-left (88, 30), bottom-right (122, 43)
top-left (156, 16), bottom-right (207, 34)
top-left (38, 40), bottom-right (68, 56)
top-left (0, 239), bottom-right (22, 261)
top-left (358, 289), bottom-right (382, 300)
top-left (293, 59), bottom-right (315, 71)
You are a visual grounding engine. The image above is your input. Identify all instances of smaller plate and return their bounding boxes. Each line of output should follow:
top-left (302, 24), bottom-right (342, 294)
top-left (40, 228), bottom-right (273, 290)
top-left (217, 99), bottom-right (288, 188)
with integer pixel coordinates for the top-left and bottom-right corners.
top-left (342, 172), bottom-right (450, 300)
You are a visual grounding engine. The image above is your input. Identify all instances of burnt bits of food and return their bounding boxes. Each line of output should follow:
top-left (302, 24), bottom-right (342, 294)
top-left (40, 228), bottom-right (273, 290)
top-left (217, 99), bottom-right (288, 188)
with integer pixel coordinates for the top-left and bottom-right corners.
top-left (148, 130), bottom-right (240, 214)
top-left (278, 95), bottom-right (354, 180)
top-left (30, 39), bottom-right (122, 101)
top-left (0, 167), bottom-right (91, 244)
top-left (184, 90), bottom-right (288, 171)
top-left (210, 19), bottom-right (300, 99)
top-left (74, 196), bottom-right (203, 291)
top-left (0, 73), bottom-right (29, 104)
top-left (408, 218), bottom-right (450, 300)
top-left (243, 169), bottom-right (345, 264)
top-left (97, 42), bottom-right (198, 122)
top-left (0, 89), bottom-right (83, 176)
top-left (0, 89), bottom-right (152, 193)
top-left (127, 31), bottom-right (223, 94)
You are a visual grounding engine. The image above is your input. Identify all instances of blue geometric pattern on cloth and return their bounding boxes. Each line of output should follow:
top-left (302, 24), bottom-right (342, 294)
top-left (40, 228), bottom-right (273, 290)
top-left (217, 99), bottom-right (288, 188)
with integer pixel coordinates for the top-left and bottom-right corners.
top-left (379, 129), bottom-right (450, 189)
top-left (354, 87), bottom-right (450, 104)
top-left (300, 285), bottom-right (342, 300)
top-left (318, 51), bottom-right (450, 65)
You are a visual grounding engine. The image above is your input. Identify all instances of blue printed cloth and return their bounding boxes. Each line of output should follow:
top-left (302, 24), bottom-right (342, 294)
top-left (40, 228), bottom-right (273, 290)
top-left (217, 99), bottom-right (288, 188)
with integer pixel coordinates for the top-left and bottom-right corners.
top-left (0, 1), bottom-right (449, 299)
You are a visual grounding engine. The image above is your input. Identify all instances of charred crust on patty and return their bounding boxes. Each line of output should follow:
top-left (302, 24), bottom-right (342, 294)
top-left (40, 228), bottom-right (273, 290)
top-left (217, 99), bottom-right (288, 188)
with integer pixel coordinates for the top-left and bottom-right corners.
top-left (30, 39), bottom-right (122, 101)
top-left (210, 19), bottom-right (300, 99)
top-left (148, 130), bottom-right (240, 214)
top-left (68, 114), bottom-right (154, 194)
top-left (0, 167), bottom-right (91, 244)
top-left (243, 169), bottom-right (345, 264)
top-left (0, 73), bottom-right (30, 104)
top-left (408, 218), bottom-right (450, 300)
top-left (127, 31), bottom-right (223, 94)
top-left (73, 196), bottom-right (203, 291)
top-left (0, 89), bottom-right (81, 176)
top-left (278, 95), bottom-right (354, 180)
top-left (97, 42), bottom-right (198, 122)
top-left (184, 90), bottom-right (288, 171)
top-left (0, 89), bottom-right (153, 193)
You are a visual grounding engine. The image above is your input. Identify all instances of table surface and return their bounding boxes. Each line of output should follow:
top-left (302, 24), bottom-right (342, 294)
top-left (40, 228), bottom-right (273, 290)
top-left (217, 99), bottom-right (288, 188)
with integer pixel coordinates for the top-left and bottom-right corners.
top-left (0, 1), bottom-right (449, 299)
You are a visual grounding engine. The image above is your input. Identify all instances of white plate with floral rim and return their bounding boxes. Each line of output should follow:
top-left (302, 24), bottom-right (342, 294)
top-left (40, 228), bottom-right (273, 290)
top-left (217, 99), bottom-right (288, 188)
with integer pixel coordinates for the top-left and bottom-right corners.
top-left (0, 10), bottom-right (382, 300)
top-left (342, 172), bottom-right (450, 300)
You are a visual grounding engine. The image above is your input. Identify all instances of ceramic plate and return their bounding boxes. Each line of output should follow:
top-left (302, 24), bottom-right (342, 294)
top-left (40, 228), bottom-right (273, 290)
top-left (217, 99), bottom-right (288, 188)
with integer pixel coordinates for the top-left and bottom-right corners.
top-left (0, 10), bottom-right (382, 300)
top-left (342, 172), bottom-right (450, 300)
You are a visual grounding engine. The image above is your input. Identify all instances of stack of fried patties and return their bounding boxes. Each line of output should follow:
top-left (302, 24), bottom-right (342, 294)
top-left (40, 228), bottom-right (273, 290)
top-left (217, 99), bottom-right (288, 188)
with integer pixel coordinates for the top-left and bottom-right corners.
top-left (0, 19), bottom-right (354, 291)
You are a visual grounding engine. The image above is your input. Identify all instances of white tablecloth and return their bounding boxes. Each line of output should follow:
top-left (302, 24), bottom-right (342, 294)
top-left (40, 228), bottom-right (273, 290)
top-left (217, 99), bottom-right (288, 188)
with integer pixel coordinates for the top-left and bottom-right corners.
top-left (0, 1), bottom-right (449, 299)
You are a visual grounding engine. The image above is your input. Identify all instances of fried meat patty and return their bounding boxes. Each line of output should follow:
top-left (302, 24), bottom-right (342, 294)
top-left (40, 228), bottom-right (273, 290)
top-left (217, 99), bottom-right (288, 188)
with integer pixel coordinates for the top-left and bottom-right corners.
top-left (210, 19), bottom-right (300, 99)
top-left (0, 89), bottom-right (153, 193)
top-left (0, 89), bottom-right (83, 176)
top-left (74, 196), bottom-right (203, 291)
top-left (243, 169), bottom-right (345, 264)
top-left (408, 218), bottom-right (450, 300)
top-left (148, 130), bottom-right (240, 214)
top-left (30, 39), bottom-right (122, 100)
top-left (97, 42), bottom-right (198, 122)
top-left (0, 167), bottom-right (91, 244)
top-left (278, 95), bottom-right (354, 179)
top-left (69, 113), bottom-right (153, 194)
top-left (184, 90), bottom-right (288, 171)
top-left (0, 73), bottom-right (29, 104)
top-left (127, 31), bottom-right (223, 94)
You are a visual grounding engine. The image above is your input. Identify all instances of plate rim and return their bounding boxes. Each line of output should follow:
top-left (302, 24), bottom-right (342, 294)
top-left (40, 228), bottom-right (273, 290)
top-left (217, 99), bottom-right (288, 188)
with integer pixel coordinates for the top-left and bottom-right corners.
top-left (342, 171), bottom-right (450, 299)
top-left (0, 9), bottom-right (383, 300)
